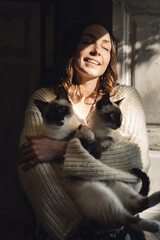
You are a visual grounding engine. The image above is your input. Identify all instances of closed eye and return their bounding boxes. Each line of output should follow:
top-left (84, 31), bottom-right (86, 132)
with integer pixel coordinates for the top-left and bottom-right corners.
top-left (102, 46), bottom-right (110, 52)
top-left (102, 46), bottom-right (109, 51)
top-left (80, 38), bottom-right (93, 45)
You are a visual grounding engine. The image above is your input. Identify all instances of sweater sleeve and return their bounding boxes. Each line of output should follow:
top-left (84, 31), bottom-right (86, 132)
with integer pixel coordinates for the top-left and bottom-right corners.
top-left (115, 85), bottom-right (150, 172)
top-left (64, 138), bottom-right (140, 182)
top-left (18, 88), bottom-right (83, 240)
top-left (64, 85), bottom-right (150, 181)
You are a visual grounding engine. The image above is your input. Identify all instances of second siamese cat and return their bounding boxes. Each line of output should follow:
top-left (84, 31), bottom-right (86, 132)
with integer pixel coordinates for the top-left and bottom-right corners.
top-left (34, 87), bottom-right (160, 233)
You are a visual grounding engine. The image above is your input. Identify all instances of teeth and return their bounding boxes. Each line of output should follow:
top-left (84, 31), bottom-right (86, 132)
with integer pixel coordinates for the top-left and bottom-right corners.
top-left (86, 59), bottom-right (99, 65)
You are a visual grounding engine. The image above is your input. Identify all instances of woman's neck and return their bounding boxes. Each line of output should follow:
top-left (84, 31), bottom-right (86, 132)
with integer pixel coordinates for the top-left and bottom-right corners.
top-left (78, 77), bottom-right (100, 98)
top-left (71, 77), bottom-right (99, 122)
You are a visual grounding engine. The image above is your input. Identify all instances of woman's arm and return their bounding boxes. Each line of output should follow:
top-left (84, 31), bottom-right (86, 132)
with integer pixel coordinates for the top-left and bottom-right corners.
top-left (18, 136), bottom-right (67, 170)
top-left (18, 88), bottom-right (83, 240)
top-left (18, 87), bottom-right (68, 169)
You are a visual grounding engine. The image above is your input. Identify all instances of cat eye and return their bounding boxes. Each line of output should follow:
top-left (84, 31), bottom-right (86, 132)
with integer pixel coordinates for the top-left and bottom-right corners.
top-left (110, 113), bottom-right (115, 120)
top-left (60, 106), bottom-right (69, 115)
top-left (62, 106), bottom-right (66, 111)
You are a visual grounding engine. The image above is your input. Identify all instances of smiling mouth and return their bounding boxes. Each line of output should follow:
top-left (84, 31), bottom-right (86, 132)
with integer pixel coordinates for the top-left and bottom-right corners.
top-left (84, 58), bottom-right (100, 66)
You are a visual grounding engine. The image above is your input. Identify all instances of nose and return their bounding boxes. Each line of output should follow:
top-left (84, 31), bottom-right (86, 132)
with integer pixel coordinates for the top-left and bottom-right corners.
top-left (90, 43), bottom-right (101, 55)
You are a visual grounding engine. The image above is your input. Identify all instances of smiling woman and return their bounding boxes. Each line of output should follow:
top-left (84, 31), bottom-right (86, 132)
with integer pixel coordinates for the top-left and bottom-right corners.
top-left (59, 23), bottom-right (117, 110)
top-left (73, 25), bottom-right (112, 83)
top-left (17, 22), bottom-right (149, 240)
top-left (69, 24), bottom-right (113, 119)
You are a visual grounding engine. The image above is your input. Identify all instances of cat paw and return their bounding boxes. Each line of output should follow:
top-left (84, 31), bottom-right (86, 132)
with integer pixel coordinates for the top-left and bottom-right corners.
top-left (76, 125), bottom-right (95, 143)
top-left (101, 138), bottom-right (112, 150)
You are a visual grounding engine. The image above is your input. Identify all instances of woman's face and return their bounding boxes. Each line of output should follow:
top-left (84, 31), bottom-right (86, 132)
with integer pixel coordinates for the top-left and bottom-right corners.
top-left (73, 24), bottom-right (111, 82)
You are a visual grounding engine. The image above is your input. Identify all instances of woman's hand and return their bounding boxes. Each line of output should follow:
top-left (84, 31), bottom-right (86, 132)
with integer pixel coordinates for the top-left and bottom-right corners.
top-left (18, 136), bottom-right (67, 170)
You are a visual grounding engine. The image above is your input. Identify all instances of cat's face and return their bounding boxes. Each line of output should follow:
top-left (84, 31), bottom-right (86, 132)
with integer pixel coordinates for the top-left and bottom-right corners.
top-left (91, 93), bottom-right (123, 130)
top-left (43, 102), bottom-right (71, 126)
top-left (34, 87), bottom-right (72, 126)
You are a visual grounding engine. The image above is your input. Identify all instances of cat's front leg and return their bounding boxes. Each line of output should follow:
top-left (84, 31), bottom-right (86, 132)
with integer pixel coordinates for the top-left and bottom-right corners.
top-left (100, 137), bottom-right (113, 151)
top-left (75, 125), bottom-right (102, 158)
top-left (75, 125), bottom-right (95, 143)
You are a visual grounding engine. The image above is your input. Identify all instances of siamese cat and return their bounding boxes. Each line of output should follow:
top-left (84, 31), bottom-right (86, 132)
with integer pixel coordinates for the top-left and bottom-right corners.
top-left (34, 87), bottom-right (160, 233)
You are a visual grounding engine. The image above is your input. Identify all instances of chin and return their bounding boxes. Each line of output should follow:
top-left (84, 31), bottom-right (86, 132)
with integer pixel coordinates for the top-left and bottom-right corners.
top-left (75, 65), bottom-right (103, 80)
top-left (83, 68), bottom-right (102, 78)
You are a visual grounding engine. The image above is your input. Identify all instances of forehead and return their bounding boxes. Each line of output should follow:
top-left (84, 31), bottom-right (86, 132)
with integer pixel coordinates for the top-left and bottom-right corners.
top-left (82, 24), bottom-right (111, 41)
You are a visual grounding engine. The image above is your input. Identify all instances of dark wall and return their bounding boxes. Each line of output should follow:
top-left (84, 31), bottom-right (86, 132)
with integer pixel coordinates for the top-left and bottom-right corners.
top-left (0, 1), bottom-right (112, 239)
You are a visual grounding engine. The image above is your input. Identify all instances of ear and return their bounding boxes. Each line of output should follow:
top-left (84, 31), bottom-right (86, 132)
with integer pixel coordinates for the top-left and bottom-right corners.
top-left (103, 92), bottom-right (111, 102)
top-left (114, 98), bottom-right (125, 106)
top-left (99, 92), bottom-right (111, 105)
top-left (96, 92), bottom-right (111, 109)
top-left (56, 87), bottom-right (69, 102)
top-left (34, 99), bottom-right (48, 114)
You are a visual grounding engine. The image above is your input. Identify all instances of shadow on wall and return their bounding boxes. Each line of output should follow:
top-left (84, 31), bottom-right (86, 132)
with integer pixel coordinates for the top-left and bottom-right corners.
top-left (113, 0), bottom-right (160, 126)
top-left (117, 30), bottom-right (160, 79)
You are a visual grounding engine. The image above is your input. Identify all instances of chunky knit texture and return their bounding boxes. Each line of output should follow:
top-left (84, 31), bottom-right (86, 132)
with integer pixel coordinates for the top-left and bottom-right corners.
top-left (18, 85), bottom-right (150, 240)
top-left (64, 139), bottom-right (142, 182)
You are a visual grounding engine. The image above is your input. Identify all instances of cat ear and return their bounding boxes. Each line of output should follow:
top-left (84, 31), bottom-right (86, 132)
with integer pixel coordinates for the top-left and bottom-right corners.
top-left (103, 92), bottom-right (111, 103)
top-left (96, 92), bottom-right (111, 109)
top-left (114, 98), bottom-right (125, 106)
top-left (34, 99), bottom-right (48, 114)
top-left (100, 92), bottom-right (111, 104)
top-left (56, 87), bottom-right (70, 102)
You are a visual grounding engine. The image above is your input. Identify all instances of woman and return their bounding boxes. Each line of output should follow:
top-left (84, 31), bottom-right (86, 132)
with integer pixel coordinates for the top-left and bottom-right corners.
top-left (18, 23), bottom-right (149, 240)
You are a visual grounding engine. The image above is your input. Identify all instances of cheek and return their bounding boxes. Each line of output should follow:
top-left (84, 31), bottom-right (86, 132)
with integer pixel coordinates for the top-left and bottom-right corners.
top-left (73, 48), bottom-right (87, 69)
top-left (98, 56), bottom-right (110, 76)
top-left (76, 45), bottom-right (86, 58)
top-left (103, 54), bottom-right (110, 69)
top-left (73, 50), bottom-right (81, 65)
top-left (73, 55), bottom-right (82, 70)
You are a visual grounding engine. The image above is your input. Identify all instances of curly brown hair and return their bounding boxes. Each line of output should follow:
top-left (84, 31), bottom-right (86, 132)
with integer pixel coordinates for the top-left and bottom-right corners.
top-left (54, 23), bottom-right (118, 102)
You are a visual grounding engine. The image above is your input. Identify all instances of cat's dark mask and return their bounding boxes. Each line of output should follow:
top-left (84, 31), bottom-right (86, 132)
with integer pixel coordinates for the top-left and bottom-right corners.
top-left (34, 87), bottom-right (71, 126)
top-left (96, 93), bottom-right (124, 129)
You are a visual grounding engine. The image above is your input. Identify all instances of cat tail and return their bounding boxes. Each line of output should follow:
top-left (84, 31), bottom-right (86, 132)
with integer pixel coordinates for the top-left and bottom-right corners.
top-left (131, 168), bottom-right (150, 196)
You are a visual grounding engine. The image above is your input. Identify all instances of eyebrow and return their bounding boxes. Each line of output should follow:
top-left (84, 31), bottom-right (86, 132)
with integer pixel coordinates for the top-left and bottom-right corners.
top-left (81, 33), bottom-right (111, 44)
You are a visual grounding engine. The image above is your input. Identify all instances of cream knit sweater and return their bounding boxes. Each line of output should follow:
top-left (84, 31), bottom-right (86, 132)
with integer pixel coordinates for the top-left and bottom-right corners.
top-left (18, 85), bottom-right (150, 240)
